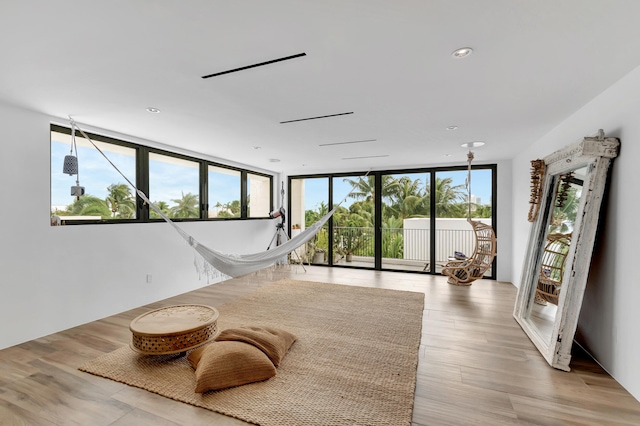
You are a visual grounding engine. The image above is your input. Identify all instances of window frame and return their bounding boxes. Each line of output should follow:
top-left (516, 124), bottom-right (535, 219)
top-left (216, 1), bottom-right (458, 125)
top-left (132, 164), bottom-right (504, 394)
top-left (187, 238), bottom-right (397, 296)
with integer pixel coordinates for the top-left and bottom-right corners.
top-left (50, 124), bottom-right (274, 225)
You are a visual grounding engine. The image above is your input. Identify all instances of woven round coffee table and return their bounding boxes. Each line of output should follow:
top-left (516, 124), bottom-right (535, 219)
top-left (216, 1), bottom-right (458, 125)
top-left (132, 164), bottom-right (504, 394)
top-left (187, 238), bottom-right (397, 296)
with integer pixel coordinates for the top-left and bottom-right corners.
top-left (129, 304), bottom-right (220, 355)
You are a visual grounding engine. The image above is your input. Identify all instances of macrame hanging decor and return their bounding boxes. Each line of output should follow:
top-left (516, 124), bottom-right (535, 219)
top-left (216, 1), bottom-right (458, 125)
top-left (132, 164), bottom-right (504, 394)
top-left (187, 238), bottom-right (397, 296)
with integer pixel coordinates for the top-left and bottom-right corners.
top-left (63, 123), bottom-right (85, 200)
top-left (63, 125), bottom-right (79, 176)
top-left (528, 159), bottom-right (545, 222)
top-left (554, 171), bottom-right (574, 209)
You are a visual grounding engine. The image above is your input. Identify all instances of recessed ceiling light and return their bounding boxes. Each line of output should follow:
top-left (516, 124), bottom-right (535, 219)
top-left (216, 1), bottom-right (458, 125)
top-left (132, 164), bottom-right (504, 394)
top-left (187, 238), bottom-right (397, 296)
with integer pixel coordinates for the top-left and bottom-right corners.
top-left (443, 154), bottom-right (452, 157)
top-left (146, 107), bottom-right (160, 113)
top-left (253, 146), bottom-right (262, 150)
top-left (461, 141), bottom-right (485, 148)
top-left (451, 47), bottom-right (473, 59)
top-left (269, 158), bottom-right (280, 163)
top-left (446, 126), bottom-right (458, 131)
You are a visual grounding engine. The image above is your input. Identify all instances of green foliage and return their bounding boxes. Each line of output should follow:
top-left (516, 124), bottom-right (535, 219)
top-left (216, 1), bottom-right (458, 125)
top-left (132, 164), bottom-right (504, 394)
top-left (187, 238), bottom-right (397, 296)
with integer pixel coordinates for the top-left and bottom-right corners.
top-left (105, 183), bottom-right (136, 218)
top-left (150, 200), bottom-right (171, 219)
top-left (549, 185), bottom-right (580, 234)
top-left (302, 174), bottom-right (491, 260)
top-left (170, 192), bottom-right (200, 218)
top-left (60, 195), bottom-right (111, 218)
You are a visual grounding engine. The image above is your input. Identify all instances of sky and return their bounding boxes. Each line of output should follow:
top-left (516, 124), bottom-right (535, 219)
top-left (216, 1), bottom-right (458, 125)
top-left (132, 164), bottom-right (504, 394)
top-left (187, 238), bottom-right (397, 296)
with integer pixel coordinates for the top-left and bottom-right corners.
top-left (51, 139), bottom-right (241, 208)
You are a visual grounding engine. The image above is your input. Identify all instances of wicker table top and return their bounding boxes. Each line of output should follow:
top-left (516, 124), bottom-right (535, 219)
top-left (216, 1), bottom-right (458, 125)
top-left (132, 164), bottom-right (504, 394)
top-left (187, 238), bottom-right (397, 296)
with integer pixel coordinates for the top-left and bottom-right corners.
top-left (129, 304), bottom-right (219, 355)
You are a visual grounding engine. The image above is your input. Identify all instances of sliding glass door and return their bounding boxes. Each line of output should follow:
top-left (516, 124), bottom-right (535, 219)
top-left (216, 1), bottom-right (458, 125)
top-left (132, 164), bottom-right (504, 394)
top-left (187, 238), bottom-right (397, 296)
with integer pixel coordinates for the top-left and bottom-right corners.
top-left (380, 172), bottom-right (430, 271)
top-left (332, 174), bottom-right (375, 269)
top-left (289, 165), bottom-right (495, 277)
top-left (434, 169), bottom-right (494, 276)
top-left (290, 177), bottom-right (329, 265)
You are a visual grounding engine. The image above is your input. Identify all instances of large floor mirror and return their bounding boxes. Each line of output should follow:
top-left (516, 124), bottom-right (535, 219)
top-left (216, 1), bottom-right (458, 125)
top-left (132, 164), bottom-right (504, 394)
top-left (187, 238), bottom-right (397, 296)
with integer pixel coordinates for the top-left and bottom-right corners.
top-left (513, 130), bottom-right (619, 371)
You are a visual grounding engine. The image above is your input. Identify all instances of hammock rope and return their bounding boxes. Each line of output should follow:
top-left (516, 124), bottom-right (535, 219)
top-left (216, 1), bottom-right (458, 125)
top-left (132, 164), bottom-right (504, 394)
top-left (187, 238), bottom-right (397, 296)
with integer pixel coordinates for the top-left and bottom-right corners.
top-left (69, 119), bottom-right (360, 278)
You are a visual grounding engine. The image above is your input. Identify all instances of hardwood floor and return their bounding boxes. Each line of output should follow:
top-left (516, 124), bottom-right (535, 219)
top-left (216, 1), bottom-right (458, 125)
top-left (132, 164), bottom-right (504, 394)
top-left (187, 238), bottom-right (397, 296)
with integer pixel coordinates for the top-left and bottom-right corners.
top-left (1, 266), bottom-right (639, 425)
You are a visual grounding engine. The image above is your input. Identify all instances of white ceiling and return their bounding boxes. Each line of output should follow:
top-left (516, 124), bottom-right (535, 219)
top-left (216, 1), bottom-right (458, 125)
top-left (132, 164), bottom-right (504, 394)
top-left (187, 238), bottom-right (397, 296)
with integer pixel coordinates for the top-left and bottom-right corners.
top-left (3, 0), bottom-right (640, 175)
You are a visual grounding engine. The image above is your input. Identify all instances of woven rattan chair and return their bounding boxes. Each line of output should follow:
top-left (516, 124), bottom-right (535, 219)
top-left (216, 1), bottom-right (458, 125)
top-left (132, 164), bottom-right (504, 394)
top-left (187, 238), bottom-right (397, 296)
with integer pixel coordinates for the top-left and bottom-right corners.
top-left (534, 233), bottom-right (572, 305)
top-left (442, 219), bottom-right (497, 286)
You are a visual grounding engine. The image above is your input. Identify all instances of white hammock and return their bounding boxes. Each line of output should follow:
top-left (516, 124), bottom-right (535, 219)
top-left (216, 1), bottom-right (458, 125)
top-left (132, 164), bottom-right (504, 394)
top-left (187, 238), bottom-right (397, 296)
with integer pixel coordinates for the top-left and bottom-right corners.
top-left (141, 186), bottom-right (336, 277)
top-left (71, 120), bottom-right (341, 278)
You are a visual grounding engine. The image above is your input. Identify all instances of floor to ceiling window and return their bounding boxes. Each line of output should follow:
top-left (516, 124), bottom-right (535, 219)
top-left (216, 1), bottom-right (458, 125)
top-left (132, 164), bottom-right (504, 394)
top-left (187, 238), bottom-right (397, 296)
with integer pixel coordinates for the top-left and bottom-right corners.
top-left (434, 168), bottom-right (493, 276)
top-left (380, 172), bottom-right (430, 272)
top-left (290, 177), bottom-right (329, 265)
top-left (288, 165), bottom-right (496, 277)
top-left (332, 174), bottom-right (375, 269)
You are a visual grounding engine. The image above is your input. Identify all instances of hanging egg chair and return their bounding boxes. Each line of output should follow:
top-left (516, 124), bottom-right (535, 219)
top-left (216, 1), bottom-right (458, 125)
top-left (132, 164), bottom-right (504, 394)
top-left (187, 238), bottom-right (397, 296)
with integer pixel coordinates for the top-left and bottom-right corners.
top-left (442, 147), bottom-right (497, 286)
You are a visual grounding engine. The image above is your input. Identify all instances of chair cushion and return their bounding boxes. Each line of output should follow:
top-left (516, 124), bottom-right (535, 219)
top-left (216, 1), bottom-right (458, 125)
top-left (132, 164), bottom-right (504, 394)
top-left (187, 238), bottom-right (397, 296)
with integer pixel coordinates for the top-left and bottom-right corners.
top-left (215, 326), bottom-right (296, 367)
top-left (187, 341), bottom-right (276, 393)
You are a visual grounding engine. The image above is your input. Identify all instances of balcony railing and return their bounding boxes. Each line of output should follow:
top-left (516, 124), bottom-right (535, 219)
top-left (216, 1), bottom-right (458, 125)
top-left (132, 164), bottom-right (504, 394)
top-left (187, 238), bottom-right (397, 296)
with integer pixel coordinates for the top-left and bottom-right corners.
top-left (305, 226), bottom-right (491, 274)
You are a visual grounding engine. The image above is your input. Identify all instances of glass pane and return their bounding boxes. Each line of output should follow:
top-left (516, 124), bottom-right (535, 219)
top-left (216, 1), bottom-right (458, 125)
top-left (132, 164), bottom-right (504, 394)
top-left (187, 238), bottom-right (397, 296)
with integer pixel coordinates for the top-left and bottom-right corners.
top-left (435, 169), bottom-right (493, 275)
top-left (207, 166), bottom-right (241, 218)
top-left (290, 177), bottom-right (328, 264)
top-left (333, 175), bottom-right (375, 269)
top-left (51, 130), bottom-right (136, 221)
top-left (149, 153), bottom-right (200, 219)
top-left (247, 173), bottom-right (271, 218)
top-left (379, 173), bottom-right (430, 271)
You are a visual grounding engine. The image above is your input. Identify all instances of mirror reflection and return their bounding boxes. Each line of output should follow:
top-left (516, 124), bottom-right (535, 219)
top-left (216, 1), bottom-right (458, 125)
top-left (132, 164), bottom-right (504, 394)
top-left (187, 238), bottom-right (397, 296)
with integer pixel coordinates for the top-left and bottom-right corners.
top-left (528, 167), bottom-right (586, 338)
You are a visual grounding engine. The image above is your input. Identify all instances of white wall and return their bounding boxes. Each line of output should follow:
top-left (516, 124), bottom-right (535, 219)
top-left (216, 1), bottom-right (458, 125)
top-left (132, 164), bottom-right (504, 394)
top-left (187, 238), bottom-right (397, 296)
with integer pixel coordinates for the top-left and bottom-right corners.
top-left (512, 65), bottom-right (640, 400)
top-left (0, 102), bottom-right (275, 350)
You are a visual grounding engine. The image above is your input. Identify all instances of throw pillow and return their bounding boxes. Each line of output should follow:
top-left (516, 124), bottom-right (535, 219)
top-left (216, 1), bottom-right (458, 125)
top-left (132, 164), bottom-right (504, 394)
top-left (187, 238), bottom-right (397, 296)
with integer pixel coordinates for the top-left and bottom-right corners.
top-left (215, 325), bottom-right (296, 367)
top-left (188, 341), bottom-right (276, 393)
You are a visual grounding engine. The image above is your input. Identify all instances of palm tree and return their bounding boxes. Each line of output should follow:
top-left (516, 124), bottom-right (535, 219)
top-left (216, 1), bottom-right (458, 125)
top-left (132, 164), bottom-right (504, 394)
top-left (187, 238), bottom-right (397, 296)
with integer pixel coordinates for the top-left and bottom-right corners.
top-left (386, 176), bottom-right (427, 219)
top-left (105, 183), bottom-right (136, 218)
top-left (63, 195), bottom-right (111, 218)
top-left (170, 192), bottom-right (200, 218)
top-left (150, 200), bottom-right (171, 219)
top-left (342, 175), bottom-right (398, 203)
top-left (425, 177), bottom-right (466, 217)
top-left (473, 204), bottom-right (492, 218)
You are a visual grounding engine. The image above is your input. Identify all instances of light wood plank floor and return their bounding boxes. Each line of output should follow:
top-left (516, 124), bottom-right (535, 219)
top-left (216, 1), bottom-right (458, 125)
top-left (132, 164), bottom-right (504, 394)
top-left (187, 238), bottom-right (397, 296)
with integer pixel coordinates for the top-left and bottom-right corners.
top-left (1, 267), bottom-right (639, 425)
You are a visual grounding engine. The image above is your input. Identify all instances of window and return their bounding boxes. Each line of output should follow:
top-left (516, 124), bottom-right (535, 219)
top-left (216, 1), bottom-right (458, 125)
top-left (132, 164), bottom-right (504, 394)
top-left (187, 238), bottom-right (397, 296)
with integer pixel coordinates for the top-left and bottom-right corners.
top-left (149, 152), bottom-right (200, 219)
top-left (208, 166), bottom-right (241, 218)
top-left (50, 124), bottom-right (273, 224)
top-left (247, 173), bottom-right (271, 218)
top-left (51, 126), bottom-right (137, 221)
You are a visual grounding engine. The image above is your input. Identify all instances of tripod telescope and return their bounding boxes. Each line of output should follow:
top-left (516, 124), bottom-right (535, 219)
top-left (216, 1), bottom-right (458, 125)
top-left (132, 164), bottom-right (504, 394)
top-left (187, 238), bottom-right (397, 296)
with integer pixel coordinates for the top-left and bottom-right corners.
top-left (266, 207), bottom-right (306, 271)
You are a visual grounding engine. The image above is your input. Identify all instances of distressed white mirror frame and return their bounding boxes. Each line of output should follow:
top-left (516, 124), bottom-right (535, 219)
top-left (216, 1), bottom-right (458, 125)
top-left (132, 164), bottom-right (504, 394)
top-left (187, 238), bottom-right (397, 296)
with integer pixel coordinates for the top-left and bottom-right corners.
top-left (513, 130), bottom-right (619, 371)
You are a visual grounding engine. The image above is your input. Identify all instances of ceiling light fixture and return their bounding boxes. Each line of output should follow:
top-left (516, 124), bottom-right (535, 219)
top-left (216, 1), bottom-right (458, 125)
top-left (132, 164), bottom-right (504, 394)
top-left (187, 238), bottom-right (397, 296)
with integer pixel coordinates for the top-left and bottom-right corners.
top-left (280, 111), bottom-right (354, 124)
top-left (451, 47), bottom-right (473, 59)
top-left (446, 126), bottom-right (458, 131)
top-left (253, 146), bottom-right (262, 150)
top-left (319, 139), bottom-right (376, 147)
top-left (202, 52), bottom-right (307, 79)
top-left (146, 107), bottom-right (161, 113)
top-left (269, 158), bottom-right (281, 163)
top-left (341, 154), bottom-right (389, 160)
top-left (461, 141), bottom-right (485, 148)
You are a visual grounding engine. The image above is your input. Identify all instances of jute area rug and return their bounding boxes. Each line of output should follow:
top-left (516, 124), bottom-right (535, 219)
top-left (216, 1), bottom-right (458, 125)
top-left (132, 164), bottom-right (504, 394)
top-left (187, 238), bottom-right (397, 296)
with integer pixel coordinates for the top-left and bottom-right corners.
top-left (79, 279), bottom-right (425, 426)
